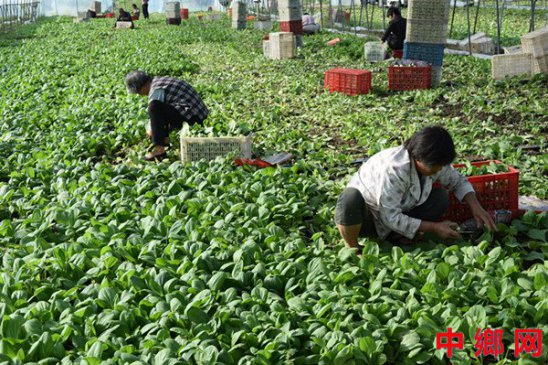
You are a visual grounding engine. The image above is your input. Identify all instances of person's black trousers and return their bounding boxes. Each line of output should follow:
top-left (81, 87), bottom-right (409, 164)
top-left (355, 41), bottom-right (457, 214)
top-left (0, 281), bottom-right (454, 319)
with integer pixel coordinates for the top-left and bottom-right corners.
top-left (148, 100), bottom-right (203, 146)
top-left (142, 4), bottom-right (149, 19)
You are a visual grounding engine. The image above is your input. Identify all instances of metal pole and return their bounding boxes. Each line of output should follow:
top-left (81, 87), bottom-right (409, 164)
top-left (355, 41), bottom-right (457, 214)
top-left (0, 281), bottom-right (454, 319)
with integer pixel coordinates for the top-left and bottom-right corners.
top-left (449, 0), bottom-right (457, 38)
top-left (328, 0), bottom-right (332, 28)
top-left (319, 0), bottom-right (323, 29)
top-left (359, 0), bottom-right (363, 27)
top-left (382, 0), bottom-right (385, 29)
top-left (495, 0), bottom-right (501, 53)
top-left (466, 0), bottom-right (472, 55)
top-left (473, 0), bottom-right (480, 34)
top-left (351, 0), bottom-right (357, 35)
top-left (529, 0), bottom-right (535, 31)
top-left (369, 0), bottom-right (374, 29)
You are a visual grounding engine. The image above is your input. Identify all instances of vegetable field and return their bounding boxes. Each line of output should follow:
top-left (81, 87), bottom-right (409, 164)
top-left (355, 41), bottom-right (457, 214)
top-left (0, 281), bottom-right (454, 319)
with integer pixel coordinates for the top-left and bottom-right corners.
top-left (0, 13), bottom-right (547, 365)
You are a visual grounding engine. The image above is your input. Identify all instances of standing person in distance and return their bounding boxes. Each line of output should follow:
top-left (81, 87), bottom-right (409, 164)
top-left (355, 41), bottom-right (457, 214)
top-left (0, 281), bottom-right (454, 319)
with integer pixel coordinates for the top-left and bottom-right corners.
top-left (381, 7), bottom-right (407, 56)
top-left (142, 0), bottom-right (149, 19)
top-left (125, 71), bottom-right (209, 161)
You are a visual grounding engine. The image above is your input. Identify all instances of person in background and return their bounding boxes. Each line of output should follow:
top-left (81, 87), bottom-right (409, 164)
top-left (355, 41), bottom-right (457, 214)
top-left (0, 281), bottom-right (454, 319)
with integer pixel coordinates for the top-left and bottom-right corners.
top-left (125, 71), bottom-right (209, 161)
top-left (114, 8), bottom-right (134, 28)
top-left (335, 126), bottom-right (497, 253)
top-left (302, 12), bottom-right (320, 35)
top-left (381, 7), bottom-right (406, 54)
top-left (142, 0), bottom-right (149, 19)
top-left (131, 4), bottom-right (140, 20)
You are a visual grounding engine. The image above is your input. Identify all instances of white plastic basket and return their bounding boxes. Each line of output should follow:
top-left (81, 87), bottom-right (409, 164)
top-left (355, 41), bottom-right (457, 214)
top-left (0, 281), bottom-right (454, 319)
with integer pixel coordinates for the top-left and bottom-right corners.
top-left (407, 0), bottom-right (450, 21)
top-left (364, 41), bottom-right (386, 62)
top-left (406, 19), bottom-right (448, 44)
top-left (180, 125), bottom-right (253, 163)
top-left (521, 26), bottom-right (548, 57)
top-left (492, 53), bottom-right (533, 80)
top-left (267, 32), bottom-right (295, 59)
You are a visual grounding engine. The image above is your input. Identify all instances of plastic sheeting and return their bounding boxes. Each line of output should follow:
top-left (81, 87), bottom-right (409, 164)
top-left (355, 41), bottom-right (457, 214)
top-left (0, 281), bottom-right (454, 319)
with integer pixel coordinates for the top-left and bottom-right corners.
top-left (40, 0), bottom-right (222, 16)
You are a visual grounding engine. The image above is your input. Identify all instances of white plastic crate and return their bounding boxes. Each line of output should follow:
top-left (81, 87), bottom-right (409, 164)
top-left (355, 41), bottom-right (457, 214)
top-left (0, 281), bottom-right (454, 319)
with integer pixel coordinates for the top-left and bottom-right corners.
top-left (406, 19), bottom-right (448, 44)
top-left (77, 11), bottom-right (90, 20)
top-left (254, 20), bottom-right (273, 30)
top-left (263, 40), bottom-right (270, 57)
top-left (268, 32), bottom-right (295, 59)
top-left (278, 7), bottom-right (301, 21)
top-left (180, 134), bottom-right (253, 163)
top-left (364, 41), bottom-right (386, 62)
top-left (533, 54), bottom-right (548, 74)
top-left (89, 1), bottom-right (101, 13)
top-left (231, 2), bottom-right (247, 20)
top-left (116, 21), bottom-right (133, 29)
top-left (278, 0), bottom-right (301, 7)
top-left (407, 0), bottom-right (450, 21)
top-left (165, 2), bottom-right (180, 11)
top-left (471, 37), bottom-right (494, 54)
top-left (521, 26), bottom-right (548, 57)
top-left (492, 53), bottom-right (533, 80)
top-left (232, 20), bottom-right (247, 30)
top-left (431, 65), bottom-right (443, 87)
top-left (166, 12), bottom-right (180, 18)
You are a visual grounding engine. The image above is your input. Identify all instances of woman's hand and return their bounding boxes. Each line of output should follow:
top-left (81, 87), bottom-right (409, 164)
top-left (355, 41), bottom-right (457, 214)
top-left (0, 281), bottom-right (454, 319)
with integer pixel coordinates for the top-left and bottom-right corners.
top-left (435, 222), bottom-right (461, 240)
top-left (464, 192), bottom-right (497, 231)
top-left (470, 205), bottom-right (497, 232)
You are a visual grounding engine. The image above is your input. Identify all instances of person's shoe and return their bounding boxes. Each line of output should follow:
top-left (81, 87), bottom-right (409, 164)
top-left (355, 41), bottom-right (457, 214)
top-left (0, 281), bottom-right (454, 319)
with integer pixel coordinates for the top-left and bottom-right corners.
top-left (144, 145), bottom-right (167, 161)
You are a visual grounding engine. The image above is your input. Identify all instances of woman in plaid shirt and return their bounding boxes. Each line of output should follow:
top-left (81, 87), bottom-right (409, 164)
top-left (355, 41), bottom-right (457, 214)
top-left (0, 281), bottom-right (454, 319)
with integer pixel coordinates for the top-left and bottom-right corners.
top-left (335, 126), bottom-right (496, 252)
top-left (126, 71), bottom-right (209, 161)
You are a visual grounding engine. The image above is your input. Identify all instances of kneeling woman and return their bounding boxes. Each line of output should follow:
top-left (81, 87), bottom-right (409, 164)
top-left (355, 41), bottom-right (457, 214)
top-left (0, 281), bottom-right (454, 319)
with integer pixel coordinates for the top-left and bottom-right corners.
top-left (335, 126), bottom-right (496, 250)
top-left (125, 70), bottom-right (209, 161)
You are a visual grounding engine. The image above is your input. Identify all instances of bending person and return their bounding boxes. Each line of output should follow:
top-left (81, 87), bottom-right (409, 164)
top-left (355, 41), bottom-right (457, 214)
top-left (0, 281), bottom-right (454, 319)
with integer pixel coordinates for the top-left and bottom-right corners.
top-left (131, 4), bottom-right (140, 20)
top-left (302, 13), bottom-right (320, 35)
top-left (335, 126), bottom-right (496, 252)
top-left (114, 8), bottom-right (134, 28)
top-left (125, 70), bottom-right (209, 161)
top-left (381, 7), bottom-right (406, 54)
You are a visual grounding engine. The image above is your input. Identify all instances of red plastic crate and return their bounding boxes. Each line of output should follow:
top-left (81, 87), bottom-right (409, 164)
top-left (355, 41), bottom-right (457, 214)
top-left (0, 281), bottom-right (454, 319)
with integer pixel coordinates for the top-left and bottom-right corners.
top-left (393, 49), bottom-right (403, 58)
top-left (388, 65), bottom-right (431, 91)
top-left (324, 68), bottom-right (372, 96)
top-left (180, 8), bottom-right (189, 19)
top-left (439, 160), bottom-right (520, 222)
top-left (280, 20), bottom-right (303, 35)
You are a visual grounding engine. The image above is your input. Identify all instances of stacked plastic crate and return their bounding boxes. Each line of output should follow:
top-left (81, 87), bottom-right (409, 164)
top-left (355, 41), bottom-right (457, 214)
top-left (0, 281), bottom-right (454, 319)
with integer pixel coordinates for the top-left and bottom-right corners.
top-left (404, 0), bottom-right (451, 87)
top-left (89, 1), bottom-right (101, 14)
top-left (521, 26), bottom-right (548, 74)
top-left (278, 0), bottom-right (303, 47)
top-left (232, 1), bottom-right (247, 30)
top-left (165, 2), bottom-right (181, 25)
top-left (491, 26), bottom-right (547, 80)
top-left (264, 32), bottom-right (296, 60)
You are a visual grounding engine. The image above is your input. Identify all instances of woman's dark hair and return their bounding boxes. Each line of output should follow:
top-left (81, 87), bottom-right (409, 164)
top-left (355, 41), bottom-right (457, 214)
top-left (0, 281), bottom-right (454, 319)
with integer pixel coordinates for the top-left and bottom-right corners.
top-left (132, 3), bottom-right (138, 7)
top-left (125, 70), bottom-right (152, 94)
top-left (387, 7), bottom-right (401, 17)
top-left (404, 126), bottom-right (456, 166)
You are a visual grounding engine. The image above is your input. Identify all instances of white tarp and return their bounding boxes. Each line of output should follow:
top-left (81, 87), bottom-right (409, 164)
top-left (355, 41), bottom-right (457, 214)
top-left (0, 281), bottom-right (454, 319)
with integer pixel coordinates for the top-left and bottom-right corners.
top-left (40, 0), bottom-right (221, 16)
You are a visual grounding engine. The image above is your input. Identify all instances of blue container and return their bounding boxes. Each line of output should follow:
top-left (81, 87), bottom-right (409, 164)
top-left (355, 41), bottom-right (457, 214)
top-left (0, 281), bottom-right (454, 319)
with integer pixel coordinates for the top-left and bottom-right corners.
top-left (403, 42), bottom-right (445, 66)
